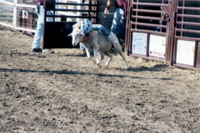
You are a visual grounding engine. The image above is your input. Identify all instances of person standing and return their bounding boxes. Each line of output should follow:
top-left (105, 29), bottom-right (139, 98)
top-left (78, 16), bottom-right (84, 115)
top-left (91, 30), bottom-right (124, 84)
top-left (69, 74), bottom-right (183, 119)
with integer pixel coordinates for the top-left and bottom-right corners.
top-left (32, 0), bottom-right (53, 53)
top-left (104, 0), bottom-right (128, 41)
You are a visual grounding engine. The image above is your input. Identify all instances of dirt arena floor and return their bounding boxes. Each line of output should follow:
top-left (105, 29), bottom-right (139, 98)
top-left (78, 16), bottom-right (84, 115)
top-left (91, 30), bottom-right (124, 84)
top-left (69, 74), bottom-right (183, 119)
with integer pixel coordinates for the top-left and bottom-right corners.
top-left (0, 26), bottom-right (200, 133)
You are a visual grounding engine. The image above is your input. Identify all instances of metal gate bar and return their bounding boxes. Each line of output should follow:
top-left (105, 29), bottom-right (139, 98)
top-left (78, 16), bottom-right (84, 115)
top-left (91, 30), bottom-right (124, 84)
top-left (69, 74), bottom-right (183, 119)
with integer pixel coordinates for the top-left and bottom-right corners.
top-left (131, 2), bottom-right (167, 34)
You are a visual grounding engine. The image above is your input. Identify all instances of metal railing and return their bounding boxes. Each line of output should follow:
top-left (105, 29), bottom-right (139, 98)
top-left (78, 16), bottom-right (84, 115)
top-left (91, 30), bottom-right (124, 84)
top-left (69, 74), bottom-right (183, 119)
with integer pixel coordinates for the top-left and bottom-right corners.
top-left (0, 0), bottom-right (38, 33)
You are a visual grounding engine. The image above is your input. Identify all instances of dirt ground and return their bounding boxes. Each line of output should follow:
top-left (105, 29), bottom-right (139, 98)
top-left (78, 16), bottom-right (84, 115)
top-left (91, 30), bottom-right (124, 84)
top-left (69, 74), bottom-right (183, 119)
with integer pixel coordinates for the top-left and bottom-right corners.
top-left (0, 26), bottom-right (200, 133)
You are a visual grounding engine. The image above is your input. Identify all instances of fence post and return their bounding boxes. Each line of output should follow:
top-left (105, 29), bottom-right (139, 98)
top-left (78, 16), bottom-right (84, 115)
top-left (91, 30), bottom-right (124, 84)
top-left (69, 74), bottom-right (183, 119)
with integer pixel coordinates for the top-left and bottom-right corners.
top-left (13, 0), bottom-right (17, 29)
top-left (165, 0), bottom-right (177, 65)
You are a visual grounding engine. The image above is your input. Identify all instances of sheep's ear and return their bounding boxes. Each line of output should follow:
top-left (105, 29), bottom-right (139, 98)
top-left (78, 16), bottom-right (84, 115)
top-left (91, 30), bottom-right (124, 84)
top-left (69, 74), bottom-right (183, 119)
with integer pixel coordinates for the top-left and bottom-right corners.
top-left (68, 33), bottom-right (72, 37)
top-left (73, 22), bottom-right (81, 28)
top-left (81, 32), bottom-right (85, 36)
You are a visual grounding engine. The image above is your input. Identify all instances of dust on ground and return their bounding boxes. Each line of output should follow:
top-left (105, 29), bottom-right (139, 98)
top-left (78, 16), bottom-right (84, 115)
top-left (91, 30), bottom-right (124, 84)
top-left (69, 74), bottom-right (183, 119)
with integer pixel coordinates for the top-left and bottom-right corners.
top-left (0, 26), bottom-right (200, 133)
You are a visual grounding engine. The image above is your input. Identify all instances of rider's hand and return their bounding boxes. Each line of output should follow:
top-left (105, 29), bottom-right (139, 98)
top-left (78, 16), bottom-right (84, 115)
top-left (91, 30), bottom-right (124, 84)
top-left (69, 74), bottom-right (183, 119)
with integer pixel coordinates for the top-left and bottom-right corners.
top-left (103, 7), bottom-right (110, 18)
top-left (120, 16), bottom-right (125, 23)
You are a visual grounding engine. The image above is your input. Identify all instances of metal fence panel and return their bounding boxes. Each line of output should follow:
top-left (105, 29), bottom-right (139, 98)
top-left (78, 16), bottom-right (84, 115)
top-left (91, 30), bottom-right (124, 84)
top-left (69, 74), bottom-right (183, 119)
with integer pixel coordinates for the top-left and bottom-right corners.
top-left (15, 0), bottom-right (37, 33)
top-left (125, 0), bottom-right (174, 63)
top-left (173, 0), bottom-right (200, 70)
top-left (43, 0), bottom-right (98, 49)
top-left (126, 0), bottom-right (200, 71)
top-left (0, 0), bottom-right (38, 33)
top-left (0, 0), bottom-right (14, 28)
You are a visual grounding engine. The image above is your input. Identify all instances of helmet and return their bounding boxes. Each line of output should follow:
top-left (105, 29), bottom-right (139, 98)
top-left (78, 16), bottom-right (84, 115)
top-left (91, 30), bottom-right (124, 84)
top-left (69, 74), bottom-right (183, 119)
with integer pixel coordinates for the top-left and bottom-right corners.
top-left (80, 19), bottom-right (92, 35)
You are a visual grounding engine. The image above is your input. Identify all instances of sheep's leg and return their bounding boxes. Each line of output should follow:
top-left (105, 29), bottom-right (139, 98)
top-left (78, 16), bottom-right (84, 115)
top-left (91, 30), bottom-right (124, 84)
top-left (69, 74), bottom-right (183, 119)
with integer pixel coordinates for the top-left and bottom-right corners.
top-left (85, 48), bottom-right (91, 58)
top-left (98, 51), bottom-right (104, 61)
top-left (104, 51), bottom-right (113, 67)
top-left (93, 50), bottom-right (100, 66)
top-left (85, 48), bottom-right (96, 64)
top-left (114, 45), bottom-right (129, 69)
top-left (108, 32), bottom-right (129, 69)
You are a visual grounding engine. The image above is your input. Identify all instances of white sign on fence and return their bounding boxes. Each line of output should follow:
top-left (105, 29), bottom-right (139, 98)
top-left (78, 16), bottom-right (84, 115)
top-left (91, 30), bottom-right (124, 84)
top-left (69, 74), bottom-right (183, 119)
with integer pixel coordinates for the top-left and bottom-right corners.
top-left (149, 34), bottom-right (166, 58)
top-left (176, 40), bottom-right (195, 66)
top-left (132, 32), bottom-right (147, 55)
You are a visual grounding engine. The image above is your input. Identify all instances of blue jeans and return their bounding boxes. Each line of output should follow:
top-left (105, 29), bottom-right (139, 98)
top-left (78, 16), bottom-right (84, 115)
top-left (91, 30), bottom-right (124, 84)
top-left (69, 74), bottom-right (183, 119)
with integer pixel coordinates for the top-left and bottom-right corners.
top-left (32, 5), bottom-right (51, 49)
top-left (92, 24), bottom-right (111, 37)
top-left (111, 8), bottom-right (126, 40)
top-left (79, 24), bottom-right (111, 51)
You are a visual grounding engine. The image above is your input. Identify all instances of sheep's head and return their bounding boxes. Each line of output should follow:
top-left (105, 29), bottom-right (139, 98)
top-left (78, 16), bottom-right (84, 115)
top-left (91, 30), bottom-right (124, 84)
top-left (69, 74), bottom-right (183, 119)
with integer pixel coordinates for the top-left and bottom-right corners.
top-left (68, 22), bottom-right (85, 46)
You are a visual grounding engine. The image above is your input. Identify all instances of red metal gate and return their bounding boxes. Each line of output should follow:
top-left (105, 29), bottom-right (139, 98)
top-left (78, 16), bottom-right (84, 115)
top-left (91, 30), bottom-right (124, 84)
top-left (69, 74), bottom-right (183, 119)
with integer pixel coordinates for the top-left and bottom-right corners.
top-left (173, 0), bottom-right (200, 71)
top-left (126, 0), bottom-right (176, 63)
top-left (126, 0), bottom-right (200, 71)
